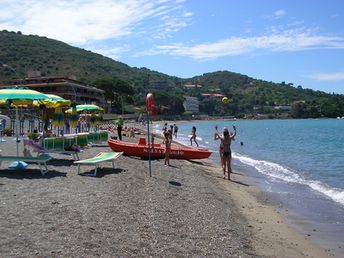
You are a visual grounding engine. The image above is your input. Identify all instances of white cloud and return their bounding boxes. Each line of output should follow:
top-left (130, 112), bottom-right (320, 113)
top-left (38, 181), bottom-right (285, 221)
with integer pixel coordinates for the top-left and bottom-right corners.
top-left (264, 9), bottom-right (287, 20)
top-left (87, 45), bottom-right (130, 60)
top-left (147, 29), bottom-right (344, 60)
top-left (311, 72), bottom-right (344, 81)
top-left (0, 0), bottom-right (190, 44)
top-left (274, 9), bottom-right (286, 18)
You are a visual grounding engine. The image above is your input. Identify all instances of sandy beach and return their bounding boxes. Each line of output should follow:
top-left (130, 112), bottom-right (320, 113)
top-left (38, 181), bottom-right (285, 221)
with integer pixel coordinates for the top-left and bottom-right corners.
top-left (0, 131), bottom-right (334, 257)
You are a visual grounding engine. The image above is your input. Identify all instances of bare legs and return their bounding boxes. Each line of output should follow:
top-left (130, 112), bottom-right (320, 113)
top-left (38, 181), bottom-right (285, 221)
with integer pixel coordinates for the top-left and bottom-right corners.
top-left (190, 136), bottom-right (199, 147)
top-left (221, 155), bottom-right (232, 180)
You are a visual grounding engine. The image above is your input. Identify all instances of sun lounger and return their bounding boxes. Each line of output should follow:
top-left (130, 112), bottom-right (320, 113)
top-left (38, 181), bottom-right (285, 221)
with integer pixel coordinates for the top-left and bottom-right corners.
top-left (24, 138), bottom-right (81, 160)
top-left (74, 152), bottom-right (123, 176)
top-left (0, 154), bottom-right (52, 175)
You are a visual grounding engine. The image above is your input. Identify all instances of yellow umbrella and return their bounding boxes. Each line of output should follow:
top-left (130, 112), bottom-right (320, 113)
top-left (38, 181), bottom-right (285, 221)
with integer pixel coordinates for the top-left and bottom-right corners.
top-left (0, 87), bottom-right (49, 168)
top-left (69, 106), bottom-right (78, 127)
top-left (34, 94), bottom-right (71, 108)
top-left (52, 107), bottom-right (64, 127)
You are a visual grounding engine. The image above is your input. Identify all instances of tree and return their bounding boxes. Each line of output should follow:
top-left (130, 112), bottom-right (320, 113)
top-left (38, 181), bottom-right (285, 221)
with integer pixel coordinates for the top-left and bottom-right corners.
top-left (152, 90), bottom-right (184, 115)
top-left (94, 78), bottom-right (134, 113)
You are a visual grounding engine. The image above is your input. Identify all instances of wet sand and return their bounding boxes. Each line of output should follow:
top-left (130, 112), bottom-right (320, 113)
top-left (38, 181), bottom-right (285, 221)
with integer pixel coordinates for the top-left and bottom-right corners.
top-left (0, 132), bottom-right (332, 257)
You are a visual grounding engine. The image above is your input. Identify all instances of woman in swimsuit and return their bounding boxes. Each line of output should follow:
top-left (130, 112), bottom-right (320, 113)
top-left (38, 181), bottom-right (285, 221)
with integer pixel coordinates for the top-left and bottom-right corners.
top-left (164, 132), bottom-right (172, 166)
top-left (214, 125), bottom-right (236, 180)
top-left (190, 126), bottom-right (199, 147)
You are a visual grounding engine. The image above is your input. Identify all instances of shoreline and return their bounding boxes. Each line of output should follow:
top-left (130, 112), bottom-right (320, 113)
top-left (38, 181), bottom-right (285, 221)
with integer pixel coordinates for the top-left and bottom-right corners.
top-left (130, 121), bottom-right (335, 257)
top-left (0, 129), bottom-right (335, 257)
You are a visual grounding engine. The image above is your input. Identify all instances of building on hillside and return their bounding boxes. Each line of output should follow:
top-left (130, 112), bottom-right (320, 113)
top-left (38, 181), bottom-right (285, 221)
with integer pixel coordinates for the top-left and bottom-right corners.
top-left (148, 80), bottom-right (168, 89)
top-left (183, 83), bottom-right (202, 89)
top-left (201, 93), bottom-right (225, 99)
top-left (274, 105), bottom-right (292, 111)
top-left (183, 96), bottom-right (199, 114)
top-left (0, 72), bottom-right (105, 107)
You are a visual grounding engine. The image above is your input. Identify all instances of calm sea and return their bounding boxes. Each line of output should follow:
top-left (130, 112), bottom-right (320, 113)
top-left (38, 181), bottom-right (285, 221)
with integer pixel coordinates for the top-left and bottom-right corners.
top-left (153, 119), bottom-right (344, 253)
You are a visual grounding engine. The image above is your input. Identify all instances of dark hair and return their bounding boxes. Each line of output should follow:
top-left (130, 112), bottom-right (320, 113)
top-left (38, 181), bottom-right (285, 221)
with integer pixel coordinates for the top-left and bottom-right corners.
top-left (223, 131), bottom-right (229, 137)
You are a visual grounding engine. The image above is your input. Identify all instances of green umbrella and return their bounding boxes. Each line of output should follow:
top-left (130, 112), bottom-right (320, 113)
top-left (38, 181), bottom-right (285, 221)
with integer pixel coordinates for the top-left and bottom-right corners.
top-left (0, 87), bottom-right (49, 166)
top-left (0, 87), bottom-right (48, 103)
top-left (34, 94), bottom-right (71, 108)
top-left (52, 107), bottom-right (64, 127)
top-left (65, 104), bottom-right (104, 113)
top-left (69, 106), bottom-right (78, 127)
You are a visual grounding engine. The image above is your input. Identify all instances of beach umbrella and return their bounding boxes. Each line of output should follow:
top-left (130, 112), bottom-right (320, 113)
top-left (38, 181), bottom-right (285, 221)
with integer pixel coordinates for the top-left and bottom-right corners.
top-left (52, 107), bottom-right (64, 127)
top-left (65, 104), bottom-right (104, 114)
top-left (33, 94), bottom-right (71, 131)
top-left (68, 105), bottom-right (78, 134)
top-left (0, 87), bottom-right (49, 168)
top-left (69, 106), bottom-right (78, 127)
top-left (34, 94), bottom-right (71, 108)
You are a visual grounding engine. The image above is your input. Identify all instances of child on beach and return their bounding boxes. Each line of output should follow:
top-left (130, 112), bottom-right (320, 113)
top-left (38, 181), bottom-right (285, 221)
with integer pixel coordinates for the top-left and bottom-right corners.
top-left (214, 124), bottom-right (236, 180)
top-left (190, 126), bottom-right (199, 147)
top-left (173, 124), bottom-right (178, 138)
top-left (164, 132), bottom-right (172, 166)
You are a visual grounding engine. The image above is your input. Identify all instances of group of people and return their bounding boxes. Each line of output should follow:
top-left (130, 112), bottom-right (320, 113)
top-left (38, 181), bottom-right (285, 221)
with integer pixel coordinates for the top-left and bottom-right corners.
top-left (162, 122), bottom-right (237, 179)
top-left (162, 123), bottom-right (178, 139)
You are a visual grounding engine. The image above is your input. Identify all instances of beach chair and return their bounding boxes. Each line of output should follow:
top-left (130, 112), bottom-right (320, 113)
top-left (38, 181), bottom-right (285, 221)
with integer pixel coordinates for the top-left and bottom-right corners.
top-left (74, 152), bottom-right (123, 176)
top-left (0, 154), bottom-right (52, 175)
top-left (41, 136), bottom-right (81, 160)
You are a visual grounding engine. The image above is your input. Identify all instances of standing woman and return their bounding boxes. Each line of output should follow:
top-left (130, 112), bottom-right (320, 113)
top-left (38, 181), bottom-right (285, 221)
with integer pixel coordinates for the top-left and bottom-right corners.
top-left (190, 126), bottom-right (199, 147)
top-left (214, 125), bottom-right (236, 180)
top-left (164, 131), bottom-right (172, 166)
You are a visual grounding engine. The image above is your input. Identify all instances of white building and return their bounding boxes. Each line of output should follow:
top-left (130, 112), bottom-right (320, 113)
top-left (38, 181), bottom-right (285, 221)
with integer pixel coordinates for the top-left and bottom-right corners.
top-left (183, 96), bottom-right (199, 114)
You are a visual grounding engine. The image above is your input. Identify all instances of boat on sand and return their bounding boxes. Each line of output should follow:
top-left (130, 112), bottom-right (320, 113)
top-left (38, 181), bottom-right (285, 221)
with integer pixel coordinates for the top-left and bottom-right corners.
top-left (107, 137), bottom-right (212, 159)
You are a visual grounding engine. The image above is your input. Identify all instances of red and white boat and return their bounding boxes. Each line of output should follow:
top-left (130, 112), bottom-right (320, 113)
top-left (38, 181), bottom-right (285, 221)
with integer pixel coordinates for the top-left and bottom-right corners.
top-left (108, 137), bottom-right (212, 159)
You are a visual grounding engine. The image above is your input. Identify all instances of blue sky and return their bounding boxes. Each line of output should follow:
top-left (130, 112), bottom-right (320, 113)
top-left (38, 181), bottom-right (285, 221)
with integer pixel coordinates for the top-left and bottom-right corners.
top-left (1, 0), bottom-right (344, 93)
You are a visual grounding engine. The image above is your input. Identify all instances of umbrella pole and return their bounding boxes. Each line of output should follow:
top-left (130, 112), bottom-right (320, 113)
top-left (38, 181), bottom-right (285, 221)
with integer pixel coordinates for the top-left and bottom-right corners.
top-left (16, 106), bottom-right (19, 157)
top-left (146, 112), bottom-right (152, 177)
top-left (8, 106), bottom-right (28, 169)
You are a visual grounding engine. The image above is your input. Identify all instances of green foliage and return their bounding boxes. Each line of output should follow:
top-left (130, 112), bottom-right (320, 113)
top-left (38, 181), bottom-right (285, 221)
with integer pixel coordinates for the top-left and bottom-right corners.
top-left (1, 30), bottom-right (344, 118)
top-left (152, 90), bottom-right (185, 115)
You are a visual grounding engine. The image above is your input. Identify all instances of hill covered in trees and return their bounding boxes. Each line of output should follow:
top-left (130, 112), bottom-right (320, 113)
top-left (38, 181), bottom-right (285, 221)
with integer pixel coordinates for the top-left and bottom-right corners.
top-left (1, 30), bottom-right (343, 118)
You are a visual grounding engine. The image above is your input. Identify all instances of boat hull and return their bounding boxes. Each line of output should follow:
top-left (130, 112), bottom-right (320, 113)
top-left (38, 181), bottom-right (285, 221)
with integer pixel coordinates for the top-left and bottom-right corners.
top-left (107, 139), bottom-right (212, 159)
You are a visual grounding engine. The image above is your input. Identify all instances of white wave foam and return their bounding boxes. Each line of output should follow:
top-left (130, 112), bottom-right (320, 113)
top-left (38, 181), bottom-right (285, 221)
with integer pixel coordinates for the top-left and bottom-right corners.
top-left (308, 181), bottom-right (344, 206)
top-left (234, 153), bottom-right (301, 183)
top-left (234, 153), bottom-right (344, 206)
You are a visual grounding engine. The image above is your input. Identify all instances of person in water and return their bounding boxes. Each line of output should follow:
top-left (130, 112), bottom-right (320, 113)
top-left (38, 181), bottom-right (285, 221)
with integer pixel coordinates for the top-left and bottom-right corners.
top-left (190, 126), bottom-right (199, 147)
top-left (214, 124), bottom-right (236, 180)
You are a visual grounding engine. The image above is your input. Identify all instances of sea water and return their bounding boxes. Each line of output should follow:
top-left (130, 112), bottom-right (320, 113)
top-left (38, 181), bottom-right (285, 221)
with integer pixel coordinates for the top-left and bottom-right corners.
top-left (154, 119), bottom-right (344, 253)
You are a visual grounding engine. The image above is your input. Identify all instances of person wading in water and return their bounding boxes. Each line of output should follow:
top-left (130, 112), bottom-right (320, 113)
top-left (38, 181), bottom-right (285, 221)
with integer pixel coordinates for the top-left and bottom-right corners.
top-left (214, 125), bottom-right (236, 180)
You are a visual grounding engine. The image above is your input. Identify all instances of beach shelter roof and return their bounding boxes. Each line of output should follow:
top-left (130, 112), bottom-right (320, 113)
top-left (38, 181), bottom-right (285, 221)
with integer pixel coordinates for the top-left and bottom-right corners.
top-left (65, 104), bottom-right (104, 113)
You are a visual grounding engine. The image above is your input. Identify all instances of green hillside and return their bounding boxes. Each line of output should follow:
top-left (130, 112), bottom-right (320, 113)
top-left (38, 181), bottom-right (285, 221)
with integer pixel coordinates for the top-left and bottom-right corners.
top-left (0, 30), bottom-right (178, 87)
top-left (1, 30), bottom-right (343, 118)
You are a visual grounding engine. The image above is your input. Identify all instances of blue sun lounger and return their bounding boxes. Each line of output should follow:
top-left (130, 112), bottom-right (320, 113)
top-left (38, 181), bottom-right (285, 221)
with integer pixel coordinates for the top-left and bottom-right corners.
top-left (0, 154), bottom-right (52, 175)
top-left (74, 152), bottom-right (123, 176)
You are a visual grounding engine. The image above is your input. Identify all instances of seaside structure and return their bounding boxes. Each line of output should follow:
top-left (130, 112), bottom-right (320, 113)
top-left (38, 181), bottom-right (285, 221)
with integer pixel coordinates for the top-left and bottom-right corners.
top-left (201, 93), bottom-right (225, 99)
top-left (183, 96), bottom-right (199, 114)
top-left (0, 71), bottom-right (105, 107)
top-left (183, 83), bottom-right (202, 89)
